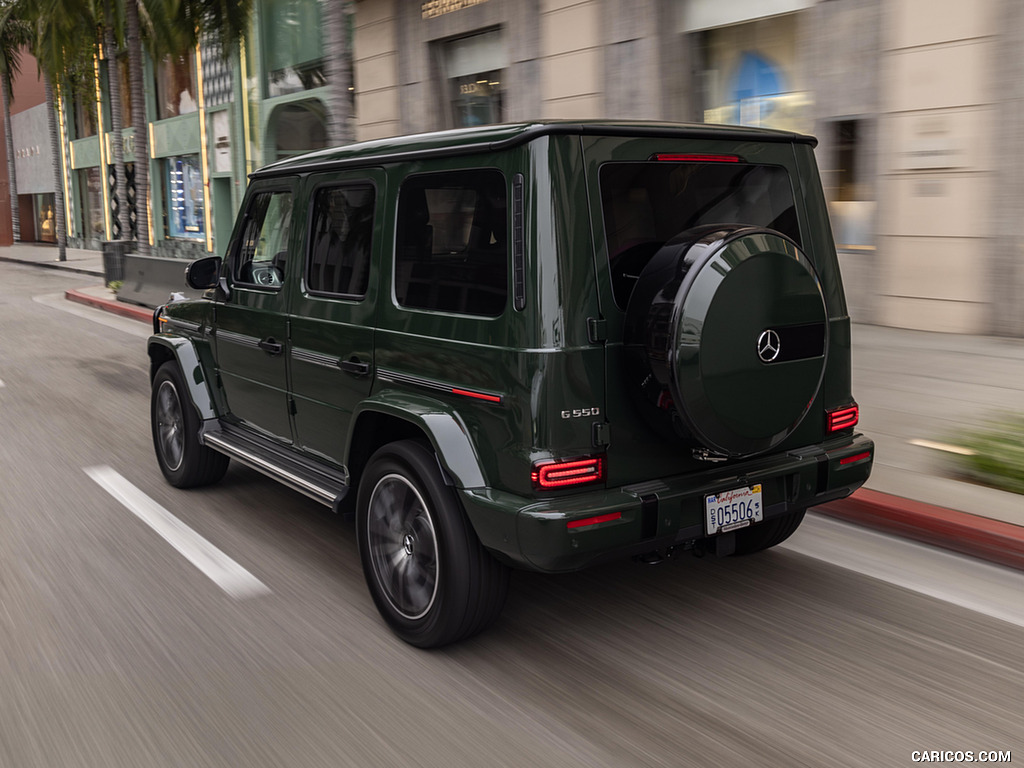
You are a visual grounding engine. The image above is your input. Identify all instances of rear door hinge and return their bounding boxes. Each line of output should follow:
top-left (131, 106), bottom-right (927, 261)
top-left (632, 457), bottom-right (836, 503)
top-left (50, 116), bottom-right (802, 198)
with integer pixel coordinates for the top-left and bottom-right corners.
top-left (592, 421), bottom-right (610, 447)
top-left (288, 397), bottom-right (297, 416)
top-left (587, 317), bottom-right (607, 344)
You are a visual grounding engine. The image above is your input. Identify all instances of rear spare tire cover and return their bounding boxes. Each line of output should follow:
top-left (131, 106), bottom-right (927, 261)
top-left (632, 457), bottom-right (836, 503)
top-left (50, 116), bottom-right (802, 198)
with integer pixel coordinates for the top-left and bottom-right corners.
top-left (623, 225), bottom-right (828, 457)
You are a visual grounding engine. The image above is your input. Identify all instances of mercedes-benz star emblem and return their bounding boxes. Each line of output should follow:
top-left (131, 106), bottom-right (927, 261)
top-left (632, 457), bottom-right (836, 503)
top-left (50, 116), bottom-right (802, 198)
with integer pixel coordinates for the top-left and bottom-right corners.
top-left (757, 329), bottom-right (781, 363)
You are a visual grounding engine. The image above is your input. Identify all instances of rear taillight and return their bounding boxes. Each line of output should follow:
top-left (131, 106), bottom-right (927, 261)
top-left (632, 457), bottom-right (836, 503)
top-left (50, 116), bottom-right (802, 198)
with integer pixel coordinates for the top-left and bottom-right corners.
top-left (827, 403), bottom-right (860, 432)
top-left (531, 455), bottom-right (606, 490)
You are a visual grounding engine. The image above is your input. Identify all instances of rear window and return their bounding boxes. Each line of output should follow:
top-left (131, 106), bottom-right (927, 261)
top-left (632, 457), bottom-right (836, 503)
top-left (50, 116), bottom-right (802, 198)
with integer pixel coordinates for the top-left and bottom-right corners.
top-left (600, 162), bottom-right (799, 308)
top-left (394, 169), bottom-right (507, 317)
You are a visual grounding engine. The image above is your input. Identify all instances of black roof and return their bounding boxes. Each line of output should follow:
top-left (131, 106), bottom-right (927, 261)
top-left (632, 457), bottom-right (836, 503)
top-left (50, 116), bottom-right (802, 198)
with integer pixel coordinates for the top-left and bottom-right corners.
top-left (251, 120), bottom-right (817, 179)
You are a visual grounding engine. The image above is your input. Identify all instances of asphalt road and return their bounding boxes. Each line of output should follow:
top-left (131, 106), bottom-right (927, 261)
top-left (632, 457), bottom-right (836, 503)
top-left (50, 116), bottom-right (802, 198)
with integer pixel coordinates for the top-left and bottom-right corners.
top-left (1, 264), bottom-right (1020, 768)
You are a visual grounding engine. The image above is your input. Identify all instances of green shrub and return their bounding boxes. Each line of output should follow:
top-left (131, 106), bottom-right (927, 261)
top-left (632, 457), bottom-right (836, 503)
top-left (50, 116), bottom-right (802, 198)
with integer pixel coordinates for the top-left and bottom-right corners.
top-left (953, 413), bottom-right (1024, 495)
top-left (107, 280), bottom-right (123, 293)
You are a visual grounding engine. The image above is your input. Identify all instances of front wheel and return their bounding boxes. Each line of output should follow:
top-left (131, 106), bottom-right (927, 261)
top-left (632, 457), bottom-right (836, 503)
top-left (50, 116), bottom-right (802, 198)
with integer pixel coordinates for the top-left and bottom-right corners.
top-left (356, 440), bottom-right (509, 648)
top-left (731, 509), bottom-right (806, 555)
top-left (151, 362), bottom-right (229, 488)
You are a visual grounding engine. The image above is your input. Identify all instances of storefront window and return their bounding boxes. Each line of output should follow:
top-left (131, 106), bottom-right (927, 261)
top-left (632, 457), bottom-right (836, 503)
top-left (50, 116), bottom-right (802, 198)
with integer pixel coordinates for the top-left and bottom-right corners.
top-left (269, 100), bottom-right (328, 162)
top-left (117, 58), bottom-right (134, 127)
top-left (698, 14), bottom-right (811, 134)
top-left (73, 94), bottom-right (96, 139)
top-left (443, 31), bottom-right (507, 128)
top-left (34, 193), bottom-right (57, 244)
top-left (78, 168), bottom-right (104, 248)
top-left (264, 0), bottom-right (325, 97)
top-left (155, 53), bottom-right (198, 120)
top-left (829, 119), bottom-right (875, 251)
top-left (165, 155), bottom-right (205, 239)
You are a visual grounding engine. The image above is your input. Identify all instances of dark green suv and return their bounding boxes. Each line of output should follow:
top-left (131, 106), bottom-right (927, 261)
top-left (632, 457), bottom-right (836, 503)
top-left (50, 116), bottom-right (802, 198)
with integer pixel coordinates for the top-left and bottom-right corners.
top-left (149, 121), bottom-right (873, 647)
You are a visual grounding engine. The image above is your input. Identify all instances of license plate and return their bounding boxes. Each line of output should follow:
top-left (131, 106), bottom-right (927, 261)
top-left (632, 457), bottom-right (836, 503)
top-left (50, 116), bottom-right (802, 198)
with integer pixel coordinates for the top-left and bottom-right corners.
top-left (705, 484), bottom-right (763, 535)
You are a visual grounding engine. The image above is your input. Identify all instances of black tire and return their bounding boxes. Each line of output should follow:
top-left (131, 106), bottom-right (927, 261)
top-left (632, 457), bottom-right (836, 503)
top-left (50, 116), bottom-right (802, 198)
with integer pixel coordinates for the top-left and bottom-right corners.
top-left (731, 509), bottom-right (807, 555)
top-left (151, 362), bottom-right (229, 488)
top-left (356, 440), bottom-right (509, 648)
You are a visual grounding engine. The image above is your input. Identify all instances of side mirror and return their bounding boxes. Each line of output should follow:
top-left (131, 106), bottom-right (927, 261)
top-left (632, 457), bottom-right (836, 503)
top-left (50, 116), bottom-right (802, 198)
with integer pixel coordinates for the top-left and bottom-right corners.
top-left (185, 256), bottom-right (222, 290)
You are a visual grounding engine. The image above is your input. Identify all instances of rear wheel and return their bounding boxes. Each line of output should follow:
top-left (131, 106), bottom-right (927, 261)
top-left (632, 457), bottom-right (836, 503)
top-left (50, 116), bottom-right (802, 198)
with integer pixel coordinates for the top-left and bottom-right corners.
top-left (356, 440), bottom-right (509, 648)
top-left (151, 362), bottom-right (229, 488)
top-left (731, 509), bottom-right (806, 555)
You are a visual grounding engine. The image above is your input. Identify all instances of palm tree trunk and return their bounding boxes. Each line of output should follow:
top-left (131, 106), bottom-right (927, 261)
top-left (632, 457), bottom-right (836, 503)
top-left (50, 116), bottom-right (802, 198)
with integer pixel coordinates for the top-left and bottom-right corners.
top-left (126, 0), bottom-right (149, 256)
top-left (43, 72), bottom-right (67, 262)
top-left (325, 0), bottom-right (353, 146)
top-left (2, 71), bottom-right (18, 241)
top-left (104, 26), bottom-right (128, 241)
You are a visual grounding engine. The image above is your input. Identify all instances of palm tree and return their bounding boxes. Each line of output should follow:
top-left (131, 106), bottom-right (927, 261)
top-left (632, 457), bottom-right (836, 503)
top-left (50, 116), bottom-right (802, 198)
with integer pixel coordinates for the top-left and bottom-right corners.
top-left (123, 0), bottom-right (253, 256)
top-left (325, 0), bottom-right (353, 146)
top-left (12, 0), bottom-right (94, 262)
top-left (14, 0), bottom-right (253, 259)
top-left (95, 0), bottom-right (129, 241)
top-left (0, 4), bottom-right (29, 242)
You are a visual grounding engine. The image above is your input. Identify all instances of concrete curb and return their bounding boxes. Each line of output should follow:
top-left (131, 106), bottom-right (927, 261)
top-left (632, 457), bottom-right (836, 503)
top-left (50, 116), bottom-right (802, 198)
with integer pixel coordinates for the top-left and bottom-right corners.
top-left (0, 255), bottom-right (103, 278)
top-left (818, 488), bottom-right (1024, 572)
top-left (65, 288), bottom-right (153, 324)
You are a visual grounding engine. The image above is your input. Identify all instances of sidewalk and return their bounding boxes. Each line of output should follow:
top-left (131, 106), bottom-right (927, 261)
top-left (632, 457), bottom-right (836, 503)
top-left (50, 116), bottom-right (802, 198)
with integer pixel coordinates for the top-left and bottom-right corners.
top-left (5, 244), bottom-right (1024, 570)
top-left (0, 242), bottom-right (105, 278)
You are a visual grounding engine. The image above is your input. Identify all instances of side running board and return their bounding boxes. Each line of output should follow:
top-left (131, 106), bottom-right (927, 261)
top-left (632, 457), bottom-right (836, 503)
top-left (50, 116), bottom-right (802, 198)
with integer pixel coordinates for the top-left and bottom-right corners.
top-left (200, 422), bottom-right (349, 514)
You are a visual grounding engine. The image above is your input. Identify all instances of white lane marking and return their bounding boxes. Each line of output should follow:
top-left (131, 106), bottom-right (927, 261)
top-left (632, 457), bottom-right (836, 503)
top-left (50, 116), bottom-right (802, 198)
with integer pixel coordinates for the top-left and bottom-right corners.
top-left (782, 513), bottom-right (1024, 629)
top-left (908, 438), bottom-right (976, 456)
top-left (33, 293), bottom-right (149, 338)
top-left (85, 466), bottom-right (270, 599)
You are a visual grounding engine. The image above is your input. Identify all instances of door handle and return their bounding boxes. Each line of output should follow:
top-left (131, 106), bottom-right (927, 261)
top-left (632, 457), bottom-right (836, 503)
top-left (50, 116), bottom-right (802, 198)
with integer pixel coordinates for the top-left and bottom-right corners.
top-left (338, 358), bottom-right (370, 376)
top-left (258, 337), bottom-right (283, 355)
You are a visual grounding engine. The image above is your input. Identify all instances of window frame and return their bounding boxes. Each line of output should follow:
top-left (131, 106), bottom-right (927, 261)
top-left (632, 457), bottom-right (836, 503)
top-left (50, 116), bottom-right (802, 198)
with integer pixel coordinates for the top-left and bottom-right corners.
top-left (392, 167), bottom-right (510, 319)
top-left (597, 159), bottom-right (803, 310)
top-left (229, 185), bottom-right (296, 291)
top-left (302, 179), bottom-right (378, 301)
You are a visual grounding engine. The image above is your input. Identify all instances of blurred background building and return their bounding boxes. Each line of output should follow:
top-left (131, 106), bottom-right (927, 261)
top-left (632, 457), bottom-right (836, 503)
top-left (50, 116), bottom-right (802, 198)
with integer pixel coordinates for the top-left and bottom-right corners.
top-left (2, 0), bottom-right (1023, 336)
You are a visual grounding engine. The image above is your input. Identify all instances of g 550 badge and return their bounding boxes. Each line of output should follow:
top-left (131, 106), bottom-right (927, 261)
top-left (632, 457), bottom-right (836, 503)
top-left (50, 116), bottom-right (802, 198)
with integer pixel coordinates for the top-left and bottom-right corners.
top-left (561, 407), bottom-right (600, 419)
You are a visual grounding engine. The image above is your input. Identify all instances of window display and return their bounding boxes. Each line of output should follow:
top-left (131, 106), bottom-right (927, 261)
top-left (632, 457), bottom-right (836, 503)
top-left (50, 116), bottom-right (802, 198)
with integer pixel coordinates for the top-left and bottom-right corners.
top-left (166, 155), bottom-right (205, 240)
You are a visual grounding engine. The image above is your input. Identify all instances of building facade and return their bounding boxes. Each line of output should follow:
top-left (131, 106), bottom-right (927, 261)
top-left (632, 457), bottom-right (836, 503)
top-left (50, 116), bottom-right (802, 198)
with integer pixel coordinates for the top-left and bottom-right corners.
top-left (352, 0), bottom-right (1024, 337)
top-left (0, 51), bottom-right (53, 248)
top-left (4, 0), bottom-right (1022, 336)
top-left (0, 0), bottom-right (346, 262)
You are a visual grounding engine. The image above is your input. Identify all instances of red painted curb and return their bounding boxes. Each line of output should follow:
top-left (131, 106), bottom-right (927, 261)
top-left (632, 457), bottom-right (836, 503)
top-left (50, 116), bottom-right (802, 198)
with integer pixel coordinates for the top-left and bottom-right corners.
top-left (818, 488), bottom-right (1024, 572)
top-left (65, 288), bottom-right (153, 324)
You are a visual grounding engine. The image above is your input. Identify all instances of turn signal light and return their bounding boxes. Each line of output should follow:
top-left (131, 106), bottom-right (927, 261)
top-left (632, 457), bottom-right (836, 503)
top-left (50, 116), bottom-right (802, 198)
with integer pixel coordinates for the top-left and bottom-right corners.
top-left (827, 404), bottom-right (860, 432)
top-left (532, 455), bottom-right (606, 490)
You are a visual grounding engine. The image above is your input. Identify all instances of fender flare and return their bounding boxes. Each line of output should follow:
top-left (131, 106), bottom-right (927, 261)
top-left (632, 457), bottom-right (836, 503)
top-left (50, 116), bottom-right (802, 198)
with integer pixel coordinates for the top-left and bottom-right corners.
top-left (350, 390), bottom-right (487, 489)
top-left (147, 335), bottom-right (220, 421)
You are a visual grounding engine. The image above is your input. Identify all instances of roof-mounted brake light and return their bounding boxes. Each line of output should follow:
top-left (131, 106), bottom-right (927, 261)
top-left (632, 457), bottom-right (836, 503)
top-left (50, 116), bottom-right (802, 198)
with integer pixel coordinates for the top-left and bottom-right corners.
top-left (653, 154), bottom-right (740, 163)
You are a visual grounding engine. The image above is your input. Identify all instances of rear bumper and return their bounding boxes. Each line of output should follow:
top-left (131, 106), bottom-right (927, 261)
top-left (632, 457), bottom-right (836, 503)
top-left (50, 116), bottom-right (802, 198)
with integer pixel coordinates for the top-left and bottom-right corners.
top-left (460, 432), bottom-right (873, 572)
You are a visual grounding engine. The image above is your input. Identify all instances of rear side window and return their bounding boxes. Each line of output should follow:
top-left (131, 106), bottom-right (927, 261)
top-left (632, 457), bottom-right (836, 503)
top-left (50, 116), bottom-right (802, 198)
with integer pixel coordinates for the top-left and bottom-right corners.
top-left (394, 169), bottom-right (507, 317)
top-left (307, 184), bottom-right (375, 298)
top-left (600, 162), bottom-right (799, 308)
top-left (233, 190), bottom-right (293, 288)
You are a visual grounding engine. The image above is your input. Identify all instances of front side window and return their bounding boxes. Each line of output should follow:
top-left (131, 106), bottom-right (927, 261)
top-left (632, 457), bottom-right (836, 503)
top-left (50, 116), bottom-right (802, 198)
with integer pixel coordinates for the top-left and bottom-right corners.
top-left (165, 155), bottom-right (205, 240)
top-left (234, 190), bottom-right (294, 288)
top-left (600, 161), bottom-right (799, 308)
top-left (307, 184), bottom-right (375, 297)
top-left (395, 169), bottom-right (507, 317)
